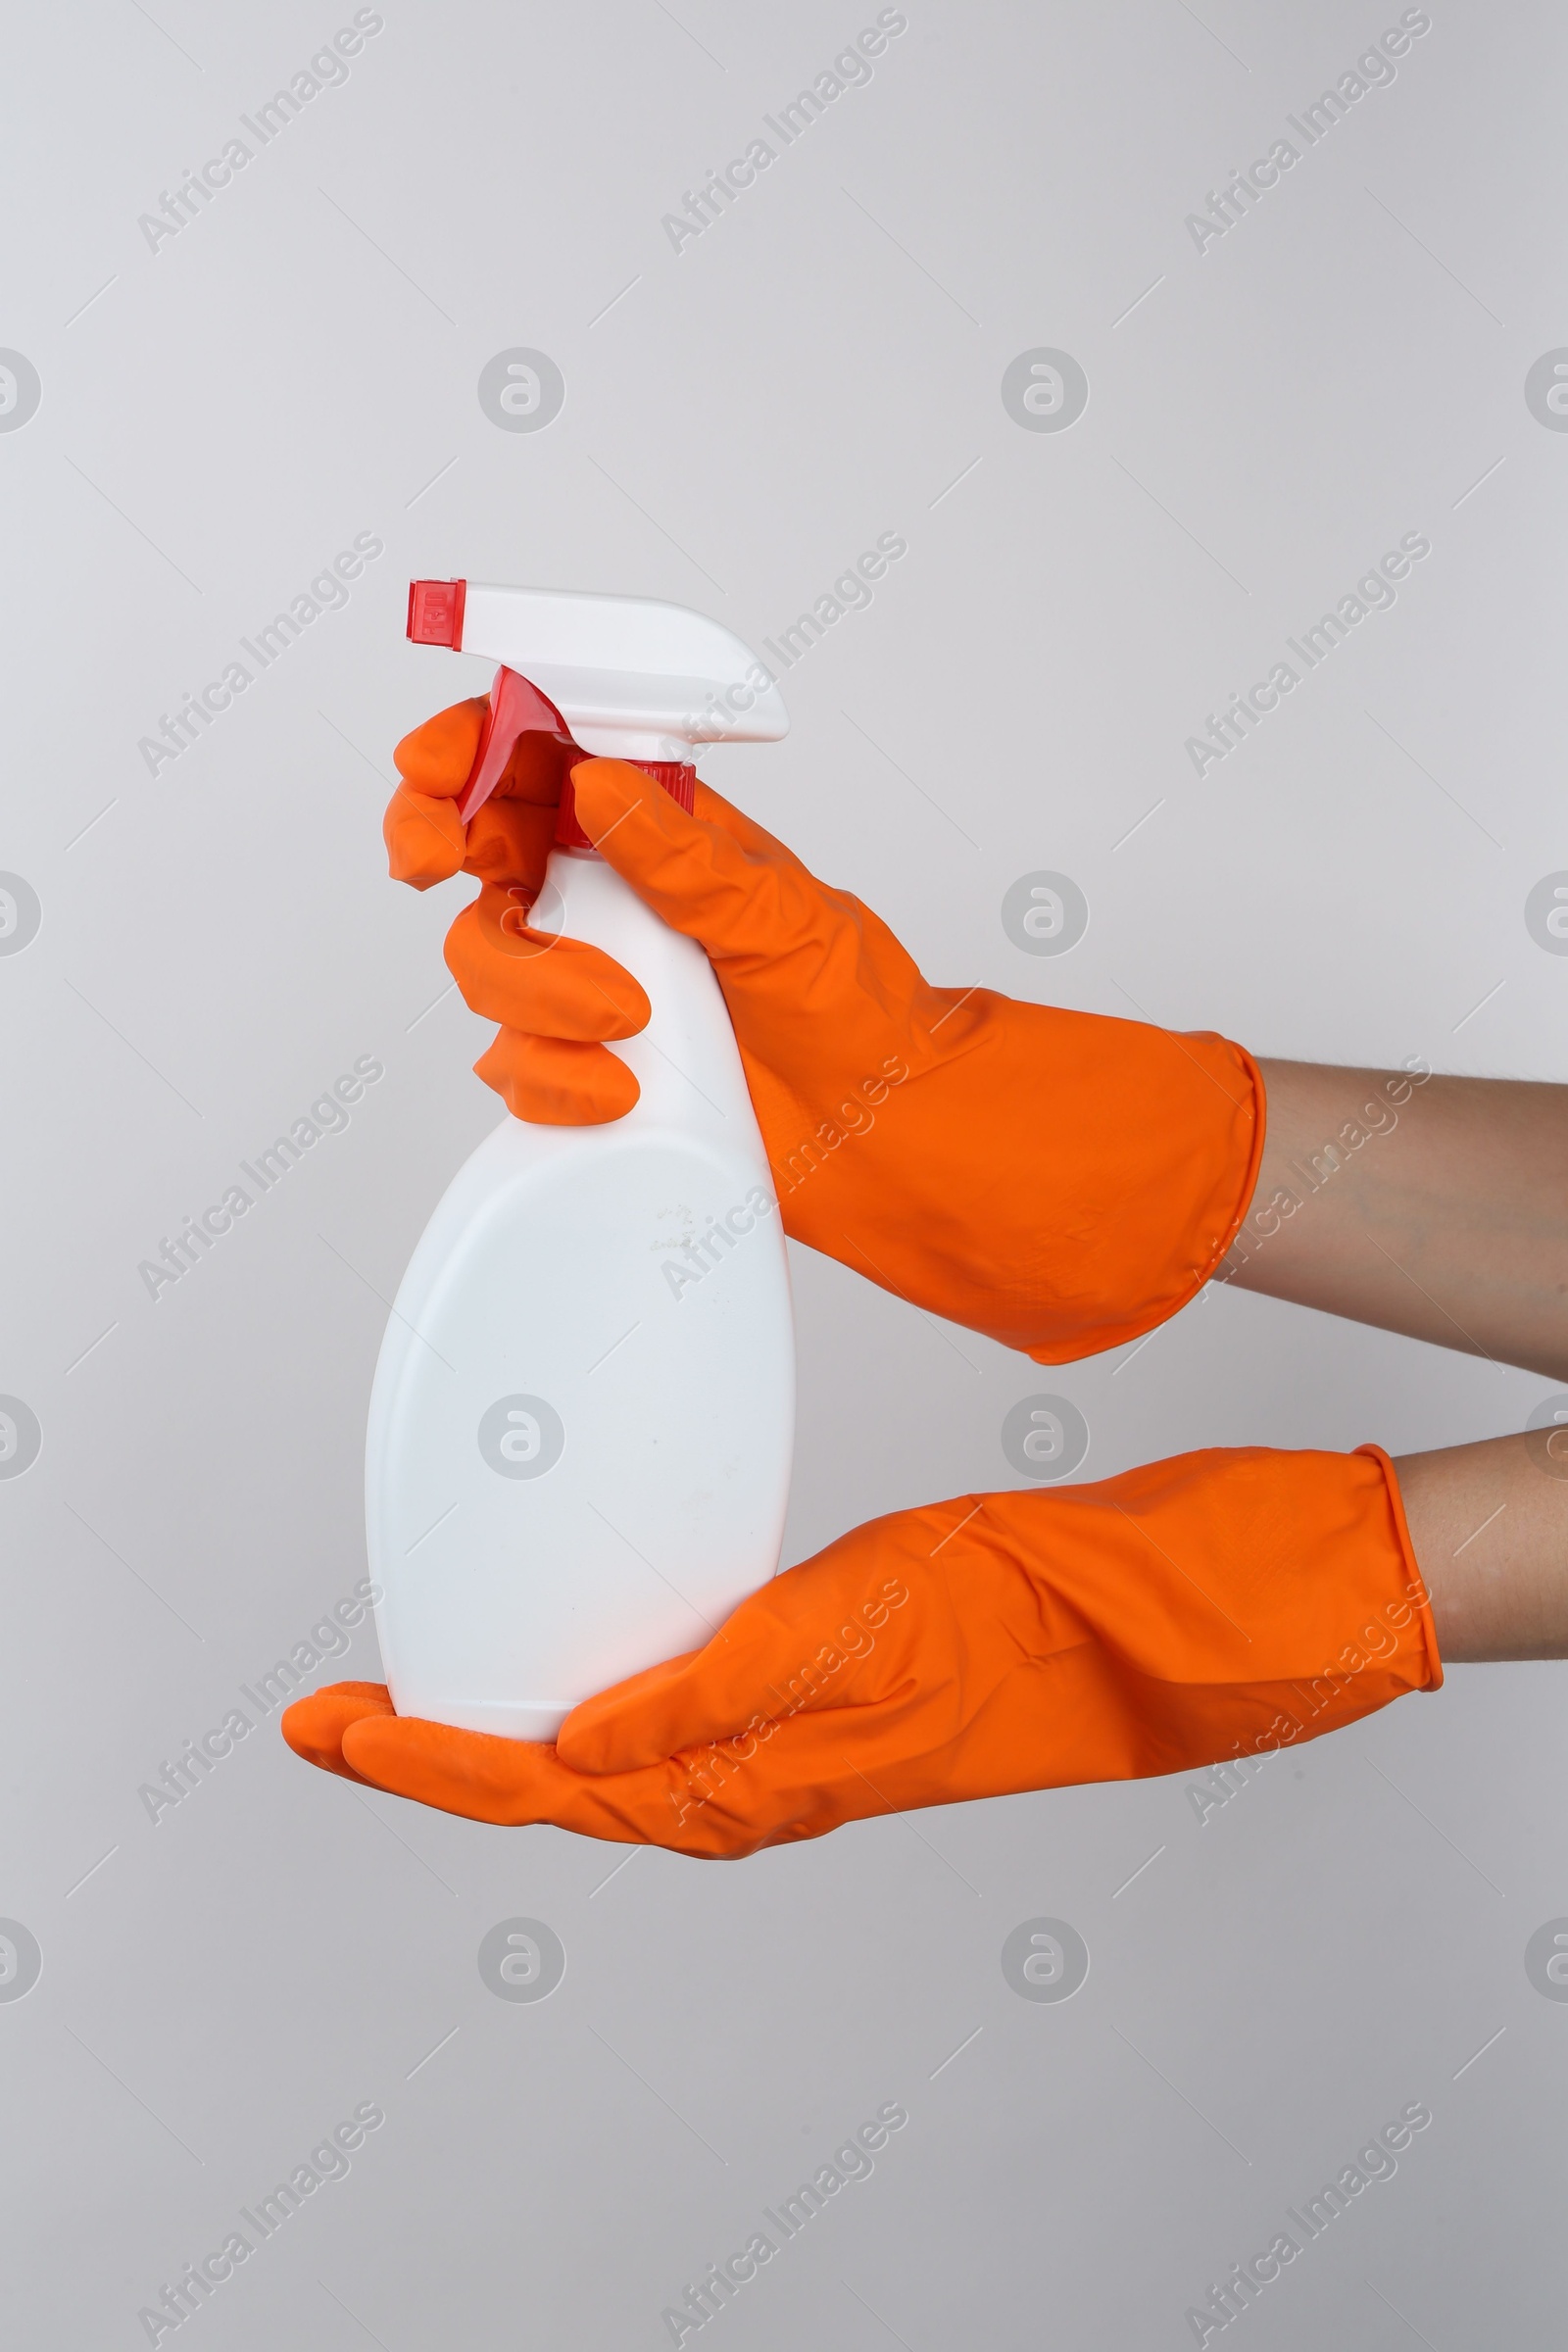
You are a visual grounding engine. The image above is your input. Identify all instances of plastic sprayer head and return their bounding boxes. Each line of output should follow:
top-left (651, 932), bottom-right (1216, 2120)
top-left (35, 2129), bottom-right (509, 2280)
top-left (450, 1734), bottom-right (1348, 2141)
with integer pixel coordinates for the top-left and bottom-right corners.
top-left (406, 579), bottom-right (789, 763)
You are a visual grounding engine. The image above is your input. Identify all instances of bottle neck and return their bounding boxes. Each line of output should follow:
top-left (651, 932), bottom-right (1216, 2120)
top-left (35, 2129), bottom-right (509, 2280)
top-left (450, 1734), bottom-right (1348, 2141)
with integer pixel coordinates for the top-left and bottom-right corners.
top-left (554, 760), bottom-right (696, 851)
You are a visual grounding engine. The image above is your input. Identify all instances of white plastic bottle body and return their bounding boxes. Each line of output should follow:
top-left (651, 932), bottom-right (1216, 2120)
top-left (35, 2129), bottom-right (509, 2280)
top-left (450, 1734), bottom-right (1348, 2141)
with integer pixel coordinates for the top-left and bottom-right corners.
top-left (366, 848), bottom-right (796, 1741)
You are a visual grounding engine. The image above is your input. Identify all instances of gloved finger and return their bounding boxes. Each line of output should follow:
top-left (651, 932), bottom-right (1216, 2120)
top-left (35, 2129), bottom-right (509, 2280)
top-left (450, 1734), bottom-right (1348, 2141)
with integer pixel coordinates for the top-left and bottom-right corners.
top-left (338, 1713), bottom-right (677, 1842)
top-left (558, 1517), bottom-right (928, 1774)
top-left (336, 1710), bottom-right (860, 1857)
top-left (387, 700), bottom-right (580, 892)
top-left (570, 760), bottom-right (915, 1000)
top-left (393, 698), bottom-right (487, 797)
top-left (474, 1029), bottom-right (639, 1124)
top-left (386, 700), bottom-right (487, 888)
top-left (460, 796), bottom-right (557, 893)
top-left (459, 726), bottom-right (585, 890)
top-left (444, 886), bottom-right (650, 1039)
top-left (385, 789), bottom-right (468, 889)
top-left (393, 695), bottom-right (578, 811)
top-left (489, 723), bottom-right (582, 808)
top-left (280, 1681), bottom-right (396, 1784)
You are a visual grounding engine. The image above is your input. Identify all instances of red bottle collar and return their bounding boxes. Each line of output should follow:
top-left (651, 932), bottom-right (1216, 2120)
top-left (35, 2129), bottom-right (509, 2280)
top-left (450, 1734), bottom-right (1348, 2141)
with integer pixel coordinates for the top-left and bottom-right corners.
top-left (554, 760), bottom-right (696, 849)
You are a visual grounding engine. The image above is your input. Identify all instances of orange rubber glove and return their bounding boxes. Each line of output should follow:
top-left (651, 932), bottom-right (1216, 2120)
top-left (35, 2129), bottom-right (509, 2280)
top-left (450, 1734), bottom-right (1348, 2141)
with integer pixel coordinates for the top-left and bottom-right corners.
top-left (387, 702), bottom-right (1265, 1361)
top-left (282, 1446), bottom-right (1440, 1857)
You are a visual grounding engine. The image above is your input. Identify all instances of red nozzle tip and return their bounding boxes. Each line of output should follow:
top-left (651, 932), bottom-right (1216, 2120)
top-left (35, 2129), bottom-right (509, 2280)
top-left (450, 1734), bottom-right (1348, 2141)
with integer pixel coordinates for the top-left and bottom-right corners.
top-left (407, 578), bottom-right (466, 649)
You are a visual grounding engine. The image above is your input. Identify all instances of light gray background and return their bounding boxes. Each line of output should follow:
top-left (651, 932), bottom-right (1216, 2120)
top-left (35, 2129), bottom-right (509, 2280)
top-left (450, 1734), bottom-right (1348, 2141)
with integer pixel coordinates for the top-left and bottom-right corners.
top-left (3, 2), bottom-right (1565, 2344)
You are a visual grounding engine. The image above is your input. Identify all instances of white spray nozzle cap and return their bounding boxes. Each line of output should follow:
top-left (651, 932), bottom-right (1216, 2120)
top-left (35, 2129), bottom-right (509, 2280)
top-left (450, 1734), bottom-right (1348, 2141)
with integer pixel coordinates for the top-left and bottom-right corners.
top-left (407, 580), bottom-right (788, 769)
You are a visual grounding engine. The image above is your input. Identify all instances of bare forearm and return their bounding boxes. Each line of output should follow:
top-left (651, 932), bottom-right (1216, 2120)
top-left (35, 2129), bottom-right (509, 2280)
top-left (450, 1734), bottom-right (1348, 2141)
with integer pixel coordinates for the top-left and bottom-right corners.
top-left (1224, 1059), bottom-right (1568, 1379)
top-left (1395, 1433), bottom-right (1568, 1661)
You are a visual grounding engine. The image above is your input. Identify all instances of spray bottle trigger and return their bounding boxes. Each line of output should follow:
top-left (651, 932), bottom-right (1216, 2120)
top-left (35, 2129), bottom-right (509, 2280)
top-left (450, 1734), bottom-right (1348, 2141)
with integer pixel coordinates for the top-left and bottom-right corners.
top-left (456, 665), bottom-right (576, 825)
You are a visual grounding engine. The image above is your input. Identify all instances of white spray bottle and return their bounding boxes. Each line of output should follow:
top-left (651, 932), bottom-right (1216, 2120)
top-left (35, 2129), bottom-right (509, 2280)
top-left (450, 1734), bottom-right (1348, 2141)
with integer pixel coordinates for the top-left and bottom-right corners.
top-left (365, 581), bottom-right (796, 1741)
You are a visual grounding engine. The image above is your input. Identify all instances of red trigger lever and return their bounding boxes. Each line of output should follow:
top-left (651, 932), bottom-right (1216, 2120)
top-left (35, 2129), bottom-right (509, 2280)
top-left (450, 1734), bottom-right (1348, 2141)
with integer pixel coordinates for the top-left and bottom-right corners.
top-left (456, 666), bottom-right (577, 825)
